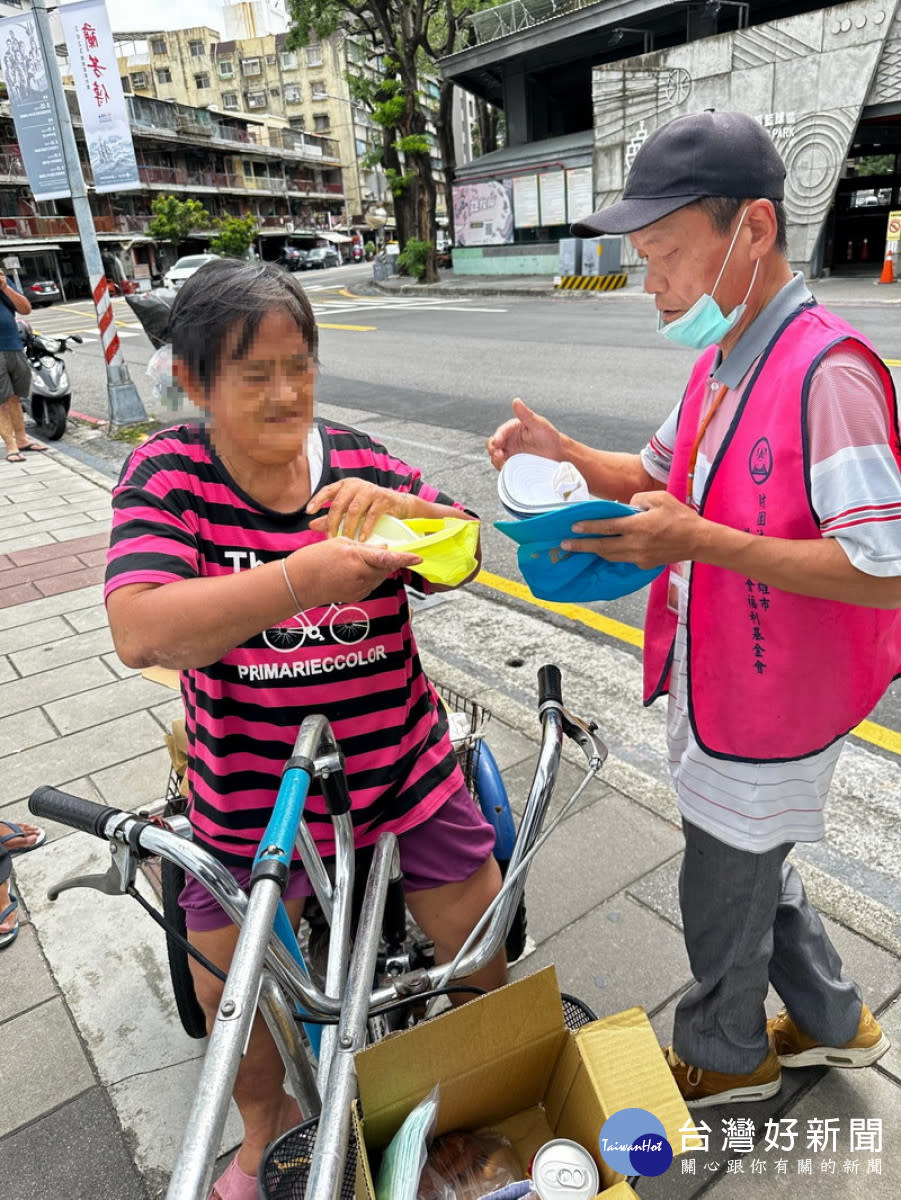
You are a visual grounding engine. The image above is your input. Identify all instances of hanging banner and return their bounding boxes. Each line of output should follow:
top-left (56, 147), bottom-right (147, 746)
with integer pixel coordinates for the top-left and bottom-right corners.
top-left (0, 12), bottom-right (69, 201)
top-left (61, 0), bottom-right (140, 193)
top-left (538, 171), bottom-right (566, 226)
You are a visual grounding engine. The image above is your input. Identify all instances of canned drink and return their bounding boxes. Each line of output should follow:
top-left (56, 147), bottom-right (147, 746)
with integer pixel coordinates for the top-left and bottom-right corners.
top-left (531, 1138), bottom-right (600, 1200)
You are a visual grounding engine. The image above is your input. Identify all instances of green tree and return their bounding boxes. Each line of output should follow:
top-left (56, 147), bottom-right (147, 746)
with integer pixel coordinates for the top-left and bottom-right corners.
top-left (210, 214), bottom-right (259, 258)
top-left (286, 2), bottom-right (496, 283)
top-left (148, 195), bottom-right (210, 249)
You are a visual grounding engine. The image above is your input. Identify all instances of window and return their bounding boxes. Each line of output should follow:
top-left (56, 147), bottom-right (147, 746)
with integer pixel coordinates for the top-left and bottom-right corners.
top-left (284, 84), bottom-right (301, 103)
top-left (266, 54), bottom-right (277, 65)
top-left (280, 51), bottom-right (298, 70)
top-left (189, 39), bottom-right (204, 57)
top-left (313, 113), bottom-right (330, 132)
top-left (269, 87), bottom-right (280, 98)
top-left (156, 68), bottom-right (172, 84)
top-left (194, 73), bottom-right (210, 89)
top-left (242, 58), bottom-right (261, 76)
top-left (310, 81), bottom-right (326, 99)
top-left (289, 116), bottom-right (306, 131)
top-left (131, 72), bottom-right (148, 89)
top-left (222, 92), bottom-right (238, 110)
top-left (305, 44), bottom-right (323, 66)
top-left (218, 61), bottom-right (234, 78)
top-left (151, 37), bottom-right (167, 55)
top-left (247, 91), bottom-right (266, 109)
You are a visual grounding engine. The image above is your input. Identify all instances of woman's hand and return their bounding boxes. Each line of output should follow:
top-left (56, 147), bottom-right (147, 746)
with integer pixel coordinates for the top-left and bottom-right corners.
top-left (486, 397), bottom-right (564, 470)
top-left (307, 478), bottom-right (415, 542)
top-left (295, 537), bottom-right (422, 607)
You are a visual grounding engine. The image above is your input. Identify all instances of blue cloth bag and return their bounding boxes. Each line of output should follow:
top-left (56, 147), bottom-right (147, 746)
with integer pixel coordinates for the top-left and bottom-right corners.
top-left (495, 499), bottom-right (664, 602)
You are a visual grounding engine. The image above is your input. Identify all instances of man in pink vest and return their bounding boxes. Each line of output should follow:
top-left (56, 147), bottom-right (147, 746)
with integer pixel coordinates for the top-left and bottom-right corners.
top-left (487, 110), bottom-right (901, 1107)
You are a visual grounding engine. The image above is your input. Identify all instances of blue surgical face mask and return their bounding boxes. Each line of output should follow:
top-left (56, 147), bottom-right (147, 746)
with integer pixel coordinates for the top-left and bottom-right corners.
top-left (656, 207), bottom-right (759, 350)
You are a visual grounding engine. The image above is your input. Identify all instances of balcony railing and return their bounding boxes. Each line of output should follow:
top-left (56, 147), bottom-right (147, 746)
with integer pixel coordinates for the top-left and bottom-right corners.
top-left (0, 214), bottom-right (154, 237)
top-left (466, 0), bottom-right (595, 44)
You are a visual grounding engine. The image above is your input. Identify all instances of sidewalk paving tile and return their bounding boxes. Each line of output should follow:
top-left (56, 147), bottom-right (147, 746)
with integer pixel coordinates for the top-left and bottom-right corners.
top-left (9, 625), bottom-right (115, 675)
top-left (3, 710), bottom-right (168, 803)
top-left (523, 790), bottom-right (683, 943)
top-left (0, 1088), bottom-right (150, 1200)
top-left (0, 584), bottom-right (100, 631)
top-left (36, 563), bottom-right (107, 597)
top-left (0, 614), bottom-right (74, 653)
top-left (0, 997), bottom-right (95, 1136)
top-left (0, 658), bottom-right (116, 717)
top-left (90, 746), bottom-right (173, 810)
top-left (64, 602), bottom-right (109, 633)
top-left (515, 892), bottom-right (691, 1018)
top-left (0, 579), bottom-right (43, 608)
top-left (0, 553), bottom-right (88, 589)
top-left (43, 675), bottom-right (182, 736)
top-left (0, 707), bottom-right (58, 757)
top-left (0, 531), bottom-right (55, 557)
top-left (9, 531), bottom-right (108, 565)
top-left (0, 926), bottom-right (58, 1022)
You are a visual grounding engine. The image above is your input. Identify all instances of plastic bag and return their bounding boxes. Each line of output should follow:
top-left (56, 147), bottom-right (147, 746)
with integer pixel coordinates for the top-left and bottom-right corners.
top-left (417, 1130), bottom-right (523, 1200)
top-left (339, 514), bottom-right (480, 587)
top-left (376, 1086), bottom-right (439, 1200)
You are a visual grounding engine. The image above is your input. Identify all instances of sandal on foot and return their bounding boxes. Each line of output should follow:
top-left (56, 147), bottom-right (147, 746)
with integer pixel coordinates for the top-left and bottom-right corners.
top-left (209, 1154), bottom-right (258, 1200)
top-left (0, 895), bottom-right (18, 950)
top-left (17, 442), bottom-right (48, 452)
top-left (0, 821), bottom-right (47, 855)
top-left (5, 452), bottom-right (24, 463)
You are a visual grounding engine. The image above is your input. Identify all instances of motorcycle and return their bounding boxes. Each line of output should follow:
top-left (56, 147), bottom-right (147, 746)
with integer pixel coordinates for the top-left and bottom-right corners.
top-left (16, 318), bottom-right (82, 441)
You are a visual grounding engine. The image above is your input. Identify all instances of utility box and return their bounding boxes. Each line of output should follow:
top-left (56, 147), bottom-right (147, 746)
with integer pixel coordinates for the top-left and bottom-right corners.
top-left (558, 237), bottom-right (582, 275)
top-left (580, 236), bottom-right (622, 276)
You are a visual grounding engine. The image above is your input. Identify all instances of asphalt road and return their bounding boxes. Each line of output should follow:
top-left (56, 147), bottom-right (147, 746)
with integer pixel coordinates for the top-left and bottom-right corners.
top-left (25, 265), bottom-right (901, 748)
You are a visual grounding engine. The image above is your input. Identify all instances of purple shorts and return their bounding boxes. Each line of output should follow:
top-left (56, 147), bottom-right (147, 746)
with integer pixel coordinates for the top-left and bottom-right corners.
top-left (179, 780), bottom-right (497, 932)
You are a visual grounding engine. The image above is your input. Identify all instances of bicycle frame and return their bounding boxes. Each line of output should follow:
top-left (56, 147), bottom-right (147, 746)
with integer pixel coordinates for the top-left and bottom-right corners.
top-left (29, 665), bottom-right (608, 1200)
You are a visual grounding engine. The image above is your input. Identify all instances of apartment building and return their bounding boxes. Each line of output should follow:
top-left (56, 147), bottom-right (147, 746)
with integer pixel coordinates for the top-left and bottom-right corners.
top-left (116, 26), bottom-right (388, 227)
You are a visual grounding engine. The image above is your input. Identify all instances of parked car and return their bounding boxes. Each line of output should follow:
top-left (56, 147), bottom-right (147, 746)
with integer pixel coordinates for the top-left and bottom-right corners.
top-left (18, 278), bottom-right (61, 306)
top-left (163, 253), bottom-right (220, 290)
top-left (302, 246), bottom-right (341, 270)
top-left (280, 247), bottom-right (308, 271)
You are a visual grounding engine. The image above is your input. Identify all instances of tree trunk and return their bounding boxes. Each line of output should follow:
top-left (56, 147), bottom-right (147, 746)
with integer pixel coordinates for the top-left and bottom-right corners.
top-left (436, 81), bottom-right (456, 247)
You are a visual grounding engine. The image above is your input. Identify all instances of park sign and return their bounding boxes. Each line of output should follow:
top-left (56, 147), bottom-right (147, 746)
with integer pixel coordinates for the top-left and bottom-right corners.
top-left (0, 11), bottom-right (70, 201)
top-left (61, 0), bottom-right (140, 193)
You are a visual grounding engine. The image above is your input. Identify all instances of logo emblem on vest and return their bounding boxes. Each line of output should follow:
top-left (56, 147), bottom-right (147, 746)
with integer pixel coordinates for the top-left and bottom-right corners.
top-left (749, 437), bottom-right (773, 484)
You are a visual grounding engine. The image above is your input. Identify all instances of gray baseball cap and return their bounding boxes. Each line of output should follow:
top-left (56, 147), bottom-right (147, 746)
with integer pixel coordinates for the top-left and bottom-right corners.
top-left (571, 110), bottom-right (786, 236)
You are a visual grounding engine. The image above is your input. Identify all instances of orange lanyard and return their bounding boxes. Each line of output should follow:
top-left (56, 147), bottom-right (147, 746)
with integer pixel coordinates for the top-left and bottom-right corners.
top-left (686, 383), bottom-right (728, 507)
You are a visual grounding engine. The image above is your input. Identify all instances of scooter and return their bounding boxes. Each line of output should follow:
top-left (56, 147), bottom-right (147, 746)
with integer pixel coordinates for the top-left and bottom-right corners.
top-left (16, 318), bottom-right (82, 441)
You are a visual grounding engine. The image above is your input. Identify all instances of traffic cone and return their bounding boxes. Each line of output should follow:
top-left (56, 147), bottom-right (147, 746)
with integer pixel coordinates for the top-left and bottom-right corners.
top-left (878, 248), bottom-right (895, 285)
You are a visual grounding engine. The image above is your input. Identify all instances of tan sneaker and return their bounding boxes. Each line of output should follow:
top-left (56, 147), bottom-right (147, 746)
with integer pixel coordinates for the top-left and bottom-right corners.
top-left (768, 1004), bottom-right (890, 1068)
top-left (663, 1043), bottom-right (782, 1108)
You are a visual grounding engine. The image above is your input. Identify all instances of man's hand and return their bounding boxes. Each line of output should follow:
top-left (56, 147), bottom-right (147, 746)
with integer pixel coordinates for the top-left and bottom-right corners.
top-left (307, 478), bottom-right (416, 542)
top-left (486, 397), bottom-right (564, 470)
top-left (562, 490), bottom-right (706, 569)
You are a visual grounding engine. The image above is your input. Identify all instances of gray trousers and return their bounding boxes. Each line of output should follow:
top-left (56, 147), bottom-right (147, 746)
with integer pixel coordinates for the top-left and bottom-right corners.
top-left (673, 820), bottom-right (863, 1073)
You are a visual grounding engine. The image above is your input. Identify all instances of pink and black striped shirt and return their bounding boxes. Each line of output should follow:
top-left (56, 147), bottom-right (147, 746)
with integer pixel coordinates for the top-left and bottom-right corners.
top-left (105, 420), bottom-right (467, 864)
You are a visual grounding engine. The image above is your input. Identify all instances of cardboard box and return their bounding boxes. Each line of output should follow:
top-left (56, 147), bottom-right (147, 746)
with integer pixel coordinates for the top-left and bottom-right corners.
top-left (353, 965), bottom-right (690, 1198)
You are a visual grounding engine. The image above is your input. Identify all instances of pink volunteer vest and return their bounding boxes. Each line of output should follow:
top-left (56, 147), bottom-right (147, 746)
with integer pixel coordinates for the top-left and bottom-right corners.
top-left (643, 303), bottom-right (901, 762)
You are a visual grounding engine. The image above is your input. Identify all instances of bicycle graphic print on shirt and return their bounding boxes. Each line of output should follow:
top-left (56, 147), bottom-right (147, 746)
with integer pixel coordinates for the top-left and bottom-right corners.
top-left (263, 602), bottom-right (371, 652)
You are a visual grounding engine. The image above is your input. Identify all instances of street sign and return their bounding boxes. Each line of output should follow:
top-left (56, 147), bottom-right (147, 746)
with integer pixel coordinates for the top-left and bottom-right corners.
top-left (887, 210), bottom-right (901, 247)
top-left (3, 256), bottom-right (20, 270)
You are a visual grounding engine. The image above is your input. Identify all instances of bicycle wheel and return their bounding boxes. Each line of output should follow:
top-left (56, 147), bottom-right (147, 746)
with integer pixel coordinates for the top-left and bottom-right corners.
top-left (161, 856), bottom-right (208, 1040)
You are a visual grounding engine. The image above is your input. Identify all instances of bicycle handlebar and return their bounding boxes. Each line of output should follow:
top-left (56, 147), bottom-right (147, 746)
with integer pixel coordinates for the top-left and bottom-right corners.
top-left (537, 663), bottom-right (563, 707)
top-left (30, 785), bottom-right (125, 840)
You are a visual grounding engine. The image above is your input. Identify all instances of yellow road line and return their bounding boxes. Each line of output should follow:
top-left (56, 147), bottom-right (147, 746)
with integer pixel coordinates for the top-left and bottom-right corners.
top-left (316, 322), bottom-right (375, 331)
top-left (477, 568), bottom-right (900, 753)
top-left (885, 359), bottom-right (901, 367)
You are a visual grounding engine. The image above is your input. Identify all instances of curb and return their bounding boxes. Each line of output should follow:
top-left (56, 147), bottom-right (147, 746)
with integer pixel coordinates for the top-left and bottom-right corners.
top-left (370, 280), bottom-right (648, 300)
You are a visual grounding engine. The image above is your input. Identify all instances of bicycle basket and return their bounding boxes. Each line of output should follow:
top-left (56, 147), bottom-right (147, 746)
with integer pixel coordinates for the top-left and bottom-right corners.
top-left (259, 1115), bottom-right (357, 1200)
top-left (561, 992), bottom-right (598, 1030)
top-left (434, 681), bottom-right (491, 796)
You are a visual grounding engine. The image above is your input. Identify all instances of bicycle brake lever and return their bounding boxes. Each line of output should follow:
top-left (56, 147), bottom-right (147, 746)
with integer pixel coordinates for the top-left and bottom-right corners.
top-left (47, 842), bottom-right (138, 900)
top-left (560, 707), bottom-right (609, 772)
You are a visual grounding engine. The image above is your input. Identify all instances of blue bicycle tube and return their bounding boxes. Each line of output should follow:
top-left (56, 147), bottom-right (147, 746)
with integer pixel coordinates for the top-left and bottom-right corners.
top-left (474, 741), bottom-right (517, 860)
top-left (253, 766), bottom-right (322, 1057)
